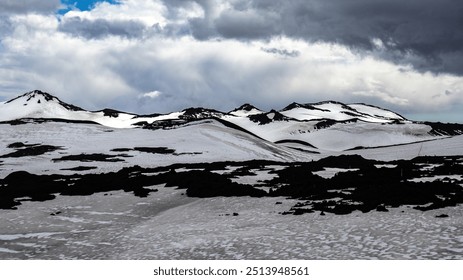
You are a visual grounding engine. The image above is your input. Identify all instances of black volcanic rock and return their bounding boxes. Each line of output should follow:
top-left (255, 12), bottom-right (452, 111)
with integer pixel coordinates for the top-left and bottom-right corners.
top-left (238, 103), bottom-right (258, 111)
top-left (53, 153), bottom-right (131, 162)
top-left (341, 111), bottom-right (362, 118)
top-left (249, 110), bottom-right (293, 125)
top-left (314, 118), bottom-right (363, 130)
top-left (101, 108), bottom-right (120, 118)
top-left (376, 205), bottom-right (389, 212)
top-left (180, 107), bottom-right (224, 120)
top-left (314, 119), bottom-right (338, 129)
top-left (0, 119), bottom-right (28, 125)
top-left (281, 102), bottom-right (329, 112)
top-left (314, 154), bottom-right (377, 169)
top-left (0, 167), bottom-right (161, 209)
top-left (165, 170), bottom-right (266, 198)
top-left (61, 166), bottom-right (98, 171)
top-left (7, 142), bottom-right (36, 148)
top-left (0, 156), bottom-right (462, 213)
top-left (424, 121), bottom-right (463, 136)
top-left (111, 147), bottom-right (176, 154)
top-left (1, 143), bottom-right (63, 158)
top-left (136, 119), bottom-right (188, 130)
top-left (133, 113), bottom-right (162, 118)
top-left (230, 103), bottom-right (261, 113)
top-left (435, 214), bottom-right (449, 218)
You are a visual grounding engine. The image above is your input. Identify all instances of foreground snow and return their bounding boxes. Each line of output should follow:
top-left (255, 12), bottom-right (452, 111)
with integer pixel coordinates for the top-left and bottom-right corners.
top-left (0, 188), bottom-right (461, 259)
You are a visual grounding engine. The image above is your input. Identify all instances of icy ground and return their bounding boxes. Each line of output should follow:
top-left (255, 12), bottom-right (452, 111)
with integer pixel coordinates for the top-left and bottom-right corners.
top-left (0, 187), bottom-right (462, 259)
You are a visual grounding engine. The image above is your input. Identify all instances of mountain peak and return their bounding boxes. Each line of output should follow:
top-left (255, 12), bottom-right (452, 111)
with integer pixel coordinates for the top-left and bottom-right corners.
top-left (6, 90), bottom-right (84, 112)
top-left (180, 107), bottom-right (224, 120)
top-left (281, 102), bottom-right (302, 111)
top-left (234, 103), bottom-right (260, 111)
top-left (229, 103), bottom-right (263, 117)
top-left (6, 90), bottom-right (55, 104)
top-left (27, 90), bottom-right (53, 99)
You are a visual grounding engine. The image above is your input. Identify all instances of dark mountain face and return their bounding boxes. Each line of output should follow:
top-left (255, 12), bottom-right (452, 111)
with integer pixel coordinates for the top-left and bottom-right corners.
top-left (180, 107), bottom-right (224, 120)
top-left (424, 122), bottom-right (463, 136)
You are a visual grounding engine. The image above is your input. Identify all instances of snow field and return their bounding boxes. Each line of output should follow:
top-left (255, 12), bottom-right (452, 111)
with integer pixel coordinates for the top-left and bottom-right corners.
top-left (1, 187), bottom-right (461, 259)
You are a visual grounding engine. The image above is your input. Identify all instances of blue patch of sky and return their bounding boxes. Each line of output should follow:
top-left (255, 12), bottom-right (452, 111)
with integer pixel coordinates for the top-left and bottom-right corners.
top-left (58, 0), bottom-right (119, 15)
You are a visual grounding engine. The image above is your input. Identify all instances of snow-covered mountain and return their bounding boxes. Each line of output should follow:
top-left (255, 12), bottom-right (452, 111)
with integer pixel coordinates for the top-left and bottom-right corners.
top-left (0, 90), bottom-right (139, 128)
top-left (1, 90), bottom-right (462, 152)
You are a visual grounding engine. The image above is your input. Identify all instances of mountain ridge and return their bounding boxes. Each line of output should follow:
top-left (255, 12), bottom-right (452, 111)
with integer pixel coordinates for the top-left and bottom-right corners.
top-left (1, 90), bottom-right (409, 123)
top-left (1, 90), bottom-right (462, 152)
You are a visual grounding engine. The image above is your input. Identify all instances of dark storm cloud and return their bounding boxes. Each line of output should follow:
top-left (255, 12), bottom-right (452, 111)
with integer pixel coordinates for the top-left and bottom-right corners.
top-left (261, 47), bottom-right (300, 58)
top-left (213, 8), bottom-right (280, 39)
top-left (0, 0), bottom-right (61, 14)
top-left (161, 0), bottom-right (463, 75)
top-left (59, 17), bottom-right (147, 39)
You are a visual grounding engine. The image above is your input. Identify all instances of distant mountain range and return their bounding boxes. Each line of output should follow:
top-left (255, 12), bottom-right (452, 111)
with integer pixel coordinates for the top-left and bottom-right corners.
top-left (1, 90), bottom-right (462, 152)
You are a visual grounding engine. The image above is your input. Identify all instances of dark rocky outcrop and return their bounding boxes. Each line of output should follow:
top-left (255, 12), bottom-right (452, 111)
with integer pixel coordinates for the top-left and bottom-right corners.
top-left (1, 143), bottom-right (63, 158)
top-left (52, 153), bottom-right (131, 162)
top-left (111, 147), bottom-right (176, 154)
top-left (1, 155), bottom-right (462, 215)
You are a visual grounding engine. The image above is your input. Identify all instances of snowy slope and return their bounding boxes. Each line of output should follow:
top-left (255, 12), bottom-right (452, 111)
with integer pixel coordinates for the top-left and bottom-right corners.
top-left (0, 119), bottom-right (312, 177)
top-left (348, 103), bottom-right (405, 121)
top-left (222, 112), bottom-right (434, 151)
top-left (279, 101), bottom-right (405, 123)
top-left (344, 134), bottom-right (463, 161)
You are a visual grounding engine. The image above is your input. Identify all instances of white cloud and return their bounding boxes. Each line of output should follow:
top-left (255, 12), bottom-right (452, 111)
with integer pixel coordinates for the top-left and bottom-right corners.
top-left (371, 38), bottom-right (385, 51)
top-left (140, 91), bottom-right (162, 99)
top-left (0, 0), bottom-right (462, 121)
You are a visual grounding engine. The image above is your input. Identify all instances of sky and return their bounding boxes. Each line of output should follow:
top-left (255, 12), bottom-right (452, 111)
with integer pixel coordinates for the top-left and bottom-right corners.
top-left (0, 0), bottom-right (462, 122)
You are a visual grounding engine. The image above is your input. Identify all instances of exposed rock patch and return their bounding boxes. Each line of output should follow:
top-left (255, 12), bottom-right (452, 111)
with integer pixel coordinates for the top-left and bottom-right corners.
top-left (53, 153), bottom-right (131, 162)
top-left (1, 143), bottom-right (63, 158)
top-left (1, 155), bottom-right (462, 215)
